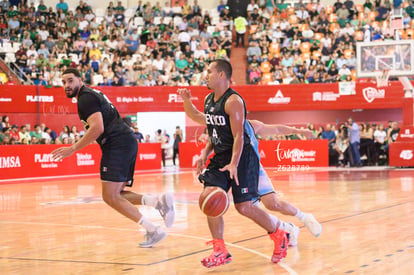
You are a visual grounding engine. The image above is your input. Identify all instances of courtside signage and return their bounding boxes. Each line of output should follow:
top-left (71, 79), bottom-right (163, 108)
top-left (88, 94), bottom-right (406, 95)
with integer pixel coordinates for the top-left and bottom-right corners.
top-left (180, 140), bottom-right (328, 168)
top-left (397, 126), bottom-right (414, 141)
top-left (0, 143), bottom-right (161, 180)
top-left (389, 142), bottom-right (414, 166)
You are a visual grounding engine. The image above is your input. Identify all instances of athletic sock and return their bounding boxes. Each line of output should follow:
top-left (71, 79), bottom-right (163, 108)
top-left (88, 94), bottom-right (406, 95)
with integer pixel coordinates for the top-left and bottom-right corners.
top-left (295, 209), bottom-right (306, 223)
top-left (138, 216), bottom-right (157, 232)
top-left (277, 220), bottom-right (289, 232)
top-left (141, 194), bottom-right (159, 207)
top-left (269, 215), bottom-right (280, 233)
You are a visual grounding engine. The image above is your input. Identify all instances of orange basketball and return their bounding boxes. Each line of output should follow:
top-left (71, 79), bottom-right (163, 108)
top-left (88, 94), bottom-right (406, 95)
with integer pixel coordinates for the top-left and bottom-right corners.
top-left (199, 187), bottom-right (230, 217)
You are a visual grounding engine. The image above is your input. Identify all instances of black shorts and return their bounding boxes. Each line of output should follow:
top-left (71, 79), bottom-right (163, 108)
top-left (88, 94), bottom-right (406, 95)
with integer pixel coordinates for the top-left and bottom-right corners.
top-left (100, 134), bottom-right (138, 186)
top-left (198, 144), bottom-right (259, 204)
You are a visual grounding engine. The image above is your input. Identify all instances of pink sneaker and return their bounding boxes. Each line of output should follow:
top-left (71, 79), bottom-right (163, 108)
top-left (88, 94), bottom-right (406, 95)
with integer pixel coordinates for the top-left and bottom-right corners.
top-left (201, 239), bottom-right (232, 268)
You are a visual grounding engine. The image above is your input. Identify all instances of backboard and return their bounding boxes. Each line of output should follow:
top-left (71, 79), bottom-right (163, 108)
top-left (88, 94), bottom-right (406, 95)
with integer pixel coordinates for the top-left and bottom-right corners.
top-left (356, 40), bottom-right (414, 78)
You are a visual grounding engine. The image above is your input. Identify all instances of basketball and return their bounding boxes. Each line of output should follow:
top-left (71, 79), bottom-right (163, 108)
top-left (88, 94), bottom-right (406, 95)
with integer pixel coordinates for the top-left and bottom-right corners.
top-left (199, 187), bottom-right (230, 217)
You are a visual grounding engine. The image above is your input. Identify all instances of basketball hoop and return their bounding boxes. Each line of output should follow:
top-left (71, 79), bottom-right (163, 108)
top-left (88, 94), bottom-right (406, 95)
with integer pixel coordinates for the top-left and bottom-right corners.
top-left (375, 69), bottom-right (390, 87)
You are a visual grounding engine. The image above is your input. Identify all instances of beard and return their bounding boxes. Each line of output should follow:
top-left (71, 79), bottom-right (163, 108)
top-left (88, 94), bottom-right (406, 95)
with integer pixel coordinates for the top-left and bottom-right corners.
top-left (206, 80), bottom-right (213, 90)
top-left (65, 85), bottom-right (79, 98)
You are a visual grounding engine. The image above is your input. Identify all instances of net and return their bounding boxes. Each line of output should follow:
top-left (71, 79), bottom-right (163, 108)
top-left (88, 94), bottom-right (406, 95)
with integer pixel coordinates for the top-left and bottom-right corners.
top-left (375, 69), bottom-right (391, 87)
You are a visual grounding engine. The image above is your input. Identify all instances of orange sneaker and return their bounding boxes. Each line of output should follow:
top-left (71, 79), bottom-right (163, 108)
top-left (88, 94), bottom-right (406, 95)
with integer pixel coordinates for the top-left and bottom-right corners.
top-left (201, 239), bottom-right (232, 268)
top-left (269, 229), bottom-right (288, 263)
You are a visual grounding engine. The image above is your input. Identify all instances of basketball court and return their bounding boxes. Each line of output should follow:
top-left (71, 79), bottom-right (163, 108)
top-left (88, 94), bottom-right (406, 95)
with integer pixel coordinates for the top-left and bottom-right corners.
top-left (1, 166), bottom-right (414, 274)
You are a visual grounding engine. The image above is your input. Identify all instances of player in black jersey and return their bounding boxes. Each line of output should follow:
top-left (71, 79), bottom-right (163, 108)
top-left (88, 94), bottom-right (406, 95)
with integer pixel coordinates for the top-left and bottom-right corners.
top-left (192, 60), bottom-right (289, 267)
top-left (51, 68), bottom-right (175, 248)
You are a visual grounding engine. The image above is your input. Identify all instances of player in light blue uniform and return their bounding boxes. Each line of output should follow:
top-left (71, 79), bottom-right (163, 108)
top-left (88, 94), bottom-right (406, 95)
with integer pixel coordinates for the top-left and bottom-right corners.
top-left (178, 88), bottom-right (322, 246)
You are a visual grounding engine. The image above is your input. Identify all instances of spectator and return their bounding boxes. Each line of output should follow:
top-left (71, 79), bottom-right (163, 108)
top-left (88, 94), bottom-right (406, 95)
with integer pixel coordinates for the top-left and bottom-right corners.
top-left (30, 124), bottom-right (43, 140)
top-left (19, 125), bottom-right (31, 144)
top-left (9, 124), bottom-right (20, 142)
top-left (56, 0), bottom-right (69, 14)
top-left (296, 5), bottom-right (310, 22)
top-left (7, 15), bottom-right (20, 31)
top-left (347, 117), bottom-right (362, 166)
top-left (234, 15), bottom-right (248, 48)
top-left (2, 115), bottom-right (11, 129)
top-left (132, 126), bottom-right (144, 142)
top-left (247, 41), bottom-right (262, 63)
top-left (125, 35), bottom-right (139, 55)
top-left (338, 64), bottom-right (351, 79)
top-left (247, 0), bottom-right (259, 15)
top-left (172, 126), bottom-right (183, 166)
top-left (373, 123), bottom-right (387, 164)
top-left (217, 0), bottom-right (227, 13)
top-left (155, 129), bottom-right (168, 167)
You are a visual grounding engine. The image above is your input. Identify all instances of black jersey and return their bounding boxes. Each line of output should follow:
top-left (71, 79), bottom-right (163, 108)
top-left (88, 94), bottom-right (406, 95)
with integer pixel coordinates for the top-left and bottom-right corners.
top-left (204, 88), bottom-right (251, 156)
top-left (77, 85), bottom-right (132, 145)
top-left (390, 128), bottom-right (400, 142)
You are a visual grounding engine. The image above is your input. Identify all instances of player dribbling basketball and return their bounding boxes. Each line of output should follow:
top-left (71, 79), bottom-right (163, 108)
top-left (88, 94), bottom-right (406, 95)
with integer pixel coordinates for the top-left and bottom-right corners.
top-left (191, 60), bottom-right (289, 268)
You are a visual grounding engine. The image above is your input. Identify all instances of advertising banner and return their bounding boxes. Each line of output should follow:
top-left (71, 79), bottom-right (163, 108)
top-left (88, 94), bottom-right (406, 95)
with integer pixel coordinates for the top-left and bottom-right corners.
top-left (259, 139), bottom-right (329, 168)
top-left (0, 143), bottom-right (161, 181)
top-left (179, 139), bottom-right (329, 169)
top-left (389, 142), bottom-right (414, 167)
top-left (396, 126), bottom-right (414, 142)
top-left (0, 82), bottom-right (409, 114)
top-left (179, 142), bottom-right (207, 168)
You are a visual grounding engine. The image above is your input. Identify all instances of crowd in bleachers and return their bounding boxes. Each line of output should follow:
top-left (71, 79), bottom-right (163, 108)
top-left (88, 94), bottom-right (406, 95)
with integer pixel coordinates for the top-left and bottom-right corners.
top-left (0, 0), bottom-right (235, 86)
top-left (244, 0), bottom-right (414, 84)
top-left (0, 0), bottom-right (412, 86)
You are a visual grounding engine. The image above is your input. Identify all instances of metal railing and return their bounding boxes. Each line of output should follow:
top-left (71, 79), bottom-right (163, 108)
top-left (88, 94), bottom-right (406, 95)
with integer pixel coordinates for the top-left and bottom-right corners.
top-left (0, 56), bottom-right (33, 85)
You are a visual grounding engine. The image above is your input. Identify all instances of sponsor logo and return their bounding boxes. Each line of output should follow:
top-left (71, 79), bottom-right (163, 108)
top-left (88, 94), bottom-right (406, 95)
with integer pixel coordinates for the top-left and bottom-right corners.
top-left (76, 153), bottom-right (95, 166)
top-left (168, 93), bottom-right (199, 103)
top-left (275, 143), bottom-right (316, 162)
top-left (0, 97), bottom-right (12, 102)
top-left (0, 156), bottom-right (21, 168)
top-left (34, 153), bottom-right (60, 168)
top-left (205, 114), bottom-right (226, 126)
top-left (116, 96), bottom-right (154, 103)
top-left (268, 90), bottom-right (291, 104)
top-left (312, 91), bottom-right (340, 101)
top-left (400, 129), bottom-right (414, 139)
top-left (362, 87), bottom-right (385, 103)
top-left (139, 153), bottom-right (156, 161)
top-left (400, 150), bottom-right (413, 160)
top-left (26, 95), bottom-right (54, 102)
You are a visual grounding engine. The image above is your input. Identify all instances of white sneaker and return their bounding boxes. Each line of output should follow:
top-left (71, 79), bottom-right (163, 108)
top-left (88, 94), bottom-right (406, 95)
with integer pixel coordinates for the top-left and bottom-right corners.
top-left (156, 193), bottom-right (175, 228)
top-left (139, 227), bottom-right (167, 248)
top-left (286, 223), bottom-right (300, 247)
top-left (303, 214), bottom-right (322, 237)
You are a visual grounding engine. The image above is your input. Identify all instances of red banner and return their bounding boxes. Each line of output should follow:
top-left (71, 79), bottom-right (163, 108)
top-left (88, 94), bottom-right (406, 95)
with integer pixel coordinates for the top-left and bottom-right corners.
top-left (178, 142), bottom-right (206, 168)
top-left (179, 139), bottom-right (329, 168)
top-left (0, 82), bottom-right (409, 114)
top-left (389, 142), bottom-right (414, 167)
top-left (0, 143), bottom-right (161, 181)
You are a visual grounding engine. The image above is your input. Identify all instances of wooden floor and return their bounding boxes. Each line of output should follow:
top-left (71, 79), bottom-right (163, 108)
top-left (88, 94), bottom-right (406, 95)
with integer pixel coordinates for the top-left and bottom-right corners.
top-left (1, 166), bottom-right (414, 274)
